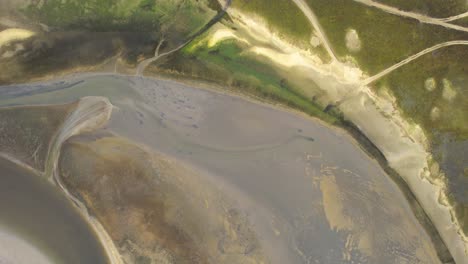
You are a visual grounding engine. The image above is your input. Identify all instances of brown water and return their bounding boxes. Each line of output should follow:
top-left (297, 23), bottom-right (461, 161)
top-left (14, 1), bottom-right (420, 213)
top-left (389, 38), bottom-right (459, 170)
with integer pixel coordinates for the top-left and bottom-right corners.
top-left (0, 157), bottom-right (109, 264)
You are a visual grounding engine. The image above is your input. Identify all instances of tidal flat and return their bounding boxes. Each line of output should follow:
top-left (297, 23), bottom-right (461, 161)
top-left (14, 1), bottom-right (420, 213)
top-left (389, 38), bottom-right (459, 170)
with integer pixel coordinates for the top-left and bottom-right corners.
top-left (0, 74), bottom-right (445, 263)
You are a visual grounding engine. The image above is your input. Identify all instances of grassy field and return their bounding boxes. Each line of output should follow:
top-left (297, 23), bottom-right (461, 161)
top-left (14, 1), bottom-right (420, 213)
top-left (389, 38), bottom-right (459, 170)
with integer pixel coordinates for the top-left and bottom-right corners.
top-left (22, 0), bottom-right (212, 33)
top-left (232, 0), bottom-right (313, 45)
top-left (375, 46), bottom-right (467, 142)
top-left (454, 16), bottom-right (468, 27)
top-left (154, 38), bottom-right (339, 124)
top-left (305, 0), bottom-right (467, 74)
top-left (1, 0), bottom-right (222, 84)
top-left (21, 0), bottom-right (217, 58)
top-left (375, 0), bottom-right (467, 18)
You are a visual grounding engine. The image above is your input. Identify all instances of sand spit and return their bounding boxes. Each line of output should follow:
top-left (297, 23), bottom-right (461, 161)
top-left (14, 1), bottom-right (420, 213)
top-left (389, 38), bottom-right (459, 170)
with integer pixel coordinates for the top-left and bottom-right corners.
top-left (42, 96), bottom-right (121, 264)
top-left (0, 97), bottom-right (123, 264)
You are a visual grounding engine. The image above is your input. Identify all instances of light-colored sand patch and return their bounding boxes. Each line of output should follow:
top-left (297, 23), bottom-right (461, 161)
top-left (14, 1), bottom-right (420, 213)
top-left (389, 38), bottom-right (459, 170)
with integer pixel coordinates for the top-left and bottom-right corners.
top-left (319, 174), bottom-right (353, 231)
top-left (430, 107), bottom-right (441, 121)
top-left (208, 28), bottom-right (250, 47)
top-left (250, 46), bottom-right (317, 70)
top-left (310, 35), bottom-right (321, 48)
top-left (345, 29), bottom-right (361, 52)
top-left (319, 170), bottom-right (374, 260)
top-left (225, 9), bottom-right (326, 64)
top-left (425, 77), bottom-right (437, 92)
top-left (2, 43), bottom-right (25, 58)
top-left (0, 28), bottom-right (35, 48)
top-left (442, 79), bottom-right (457, 101)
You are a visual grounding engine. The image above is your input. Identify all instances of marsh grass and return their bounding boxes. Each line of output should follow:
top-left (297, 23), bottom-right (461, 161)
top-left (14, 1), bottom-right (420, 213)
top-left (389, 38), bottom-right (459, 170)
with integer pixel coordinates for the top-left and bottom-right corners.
top-left (305, 0), bottom-right (467, 74)
top-left (156, 39), bottom-right (339, 124)
top-left (375, 45), bottom-right (468, 142)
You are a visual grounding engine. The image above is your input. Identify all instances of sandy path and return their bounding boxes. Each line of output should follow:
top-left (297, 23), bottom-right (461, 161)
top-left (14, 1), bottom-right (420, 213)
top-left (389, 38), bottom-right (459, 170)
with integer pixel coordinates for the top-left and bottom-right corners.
top-left (291, 0), bottom-right (338, 61)
top-left (438, 11), bottom-right (468, 22)
top-left (363, 40), bottom-right (468, 85)
top-left (352, 0), bottom-right (468, 33)
top-left (136, 41), bottom-right (187, 76)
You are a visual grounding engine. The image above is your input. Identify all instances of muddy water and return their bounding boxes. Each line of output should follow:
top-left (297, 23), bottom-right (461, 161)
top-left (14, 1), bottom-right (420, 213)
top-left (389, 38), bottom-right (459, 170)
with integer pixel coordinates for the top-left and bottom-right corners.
top-left (0, 74), bottom-right (443, 263)
top-left (0, 157), bottom-right (109, 263)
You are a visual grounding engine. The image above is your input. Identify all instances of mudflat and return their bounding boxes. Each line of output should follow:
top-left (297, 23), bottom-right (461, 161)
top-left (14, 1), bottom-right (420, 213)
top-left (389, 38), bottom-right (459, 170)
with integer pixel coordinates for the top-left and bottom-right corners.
top-left (0, 74), bottom-right (444, 263)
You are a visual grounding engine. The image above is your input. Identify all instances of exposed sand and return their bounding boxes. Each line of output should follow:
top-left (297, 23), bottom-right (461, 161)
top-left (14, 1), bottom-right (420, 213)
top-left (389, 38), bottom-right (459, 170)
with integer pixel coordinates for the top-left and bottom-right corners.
top-left (345, 29), bottom-right (361, 52)
top-left (0, 28), bottom-right (35, 48)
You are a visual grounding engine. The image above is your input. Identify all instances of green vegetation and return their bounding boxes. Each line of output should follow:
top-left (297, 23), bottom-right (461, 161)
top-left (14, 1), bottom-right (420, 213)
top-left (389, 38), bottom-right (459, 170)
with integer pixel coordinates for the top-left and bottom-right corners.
top-left (155, 38), bottom-right (339, 124)
top-left (376, 46), bottom-right (467, 142)
top-left (0, 0), bottom-right (223, 84)
top-left (22, 0), bottom-right (213, 34)
top-left (375, 0), bottom-right (467, 18)
top-left (306, 0), bottom-right (467, 74)
top-left (0, 32), bottom-right (122, 84)
top-left (232, 0), bottom-right (313, 44)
